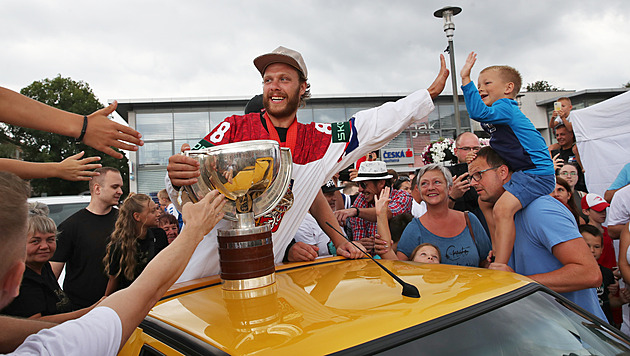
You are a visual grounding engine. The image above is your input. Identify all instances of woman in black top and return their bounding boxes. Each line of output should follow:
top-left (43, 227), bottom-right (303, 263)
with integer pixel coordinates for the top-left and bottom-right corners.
top-left (2, 203), bottom-right (98, 321)
top-left (103, 193), bottom-right (163, 294)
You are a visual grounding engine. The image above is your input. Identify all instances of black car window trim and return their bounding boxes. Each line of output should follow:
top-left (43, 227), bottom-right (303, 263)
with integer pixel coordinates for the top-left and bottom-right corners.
top-left (140, 316), bottom-right (229, 356)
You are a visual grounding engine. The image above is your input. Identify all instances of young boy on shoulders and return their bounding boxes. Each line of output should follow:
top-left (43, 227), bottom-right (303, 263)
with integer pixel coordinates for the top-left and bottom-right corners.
top-left (460, 52), bottom-right (555, 269)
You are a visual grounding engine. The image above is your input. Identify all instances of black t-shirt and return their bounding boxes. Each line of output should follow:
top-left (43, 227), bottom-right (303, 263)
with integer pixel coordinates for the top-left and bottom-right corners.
top-left (2, 263), bottom-right (74, 317)
top-left (51, 208), bottom-right (118, 308)
top-left (597, 265), bottom-right (616, 325)
top-left (107, 229), bottom-right (165, 291)
top-left (448, 164), bottom-right (490, 235)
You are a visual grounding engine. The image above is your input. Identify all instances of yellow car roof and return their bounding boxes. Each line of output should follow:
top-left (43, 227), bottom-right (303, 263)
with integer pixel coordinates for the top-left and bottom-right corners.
top-left (148, 257), bottom-right (532, 355)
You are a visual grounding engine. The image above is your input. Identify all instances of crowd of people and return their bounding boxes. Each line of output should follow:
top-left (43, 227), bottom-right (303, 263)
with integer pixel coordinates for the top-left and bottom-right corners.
top-left (1, 44), bottom-right (630, 355)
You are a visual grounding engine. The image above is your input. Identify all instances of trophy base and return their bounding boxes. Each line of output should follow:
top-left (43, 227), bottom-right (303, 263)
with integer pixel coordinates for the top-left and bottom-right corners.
top-left (221, 273), bottom-right (276, 291)
top-left (218, 228), bottom-right (276, 291)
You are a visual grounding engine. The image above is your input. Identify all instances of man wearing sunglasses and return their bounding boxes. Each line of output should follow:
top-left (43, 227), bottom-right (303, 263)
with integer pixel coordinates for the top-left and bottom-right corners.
top-left (468, 146), bottom-right (605, 319)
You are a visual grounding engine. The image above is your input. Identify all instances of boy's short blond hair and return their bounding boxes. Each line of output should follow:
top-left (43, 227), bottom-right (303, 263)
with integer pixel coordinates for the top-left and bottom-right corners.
top-left (481, 65), bottom-right (522, 97)
top-left (157, 189), bottom-right (169, 200)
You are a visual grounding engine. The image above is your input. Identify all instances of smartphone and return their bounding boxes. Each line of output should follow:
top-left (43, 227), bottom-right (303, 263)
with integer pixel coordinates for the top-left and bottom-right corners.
top-left (554, 101), bottom-right (562, 112)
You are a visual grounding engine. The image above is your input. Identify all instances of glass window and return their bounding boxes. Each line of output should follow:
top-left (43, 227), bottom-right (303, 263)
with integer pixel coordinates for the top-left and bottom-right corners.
top-left (138, 141), bottom-right (172, 166)
top-left (427, 109), bottom-right (440, 132)
top-left (378, 291), bottom-right (630, 355)
top-left (346, 106), bottom-right (372, 118)
top-left (297, 107), bottom-right (313, 124)
top-left (313, 108), bottom-right (347, 123)
top-left (136, 113), bottom-right (173, 141)
top-left (438, 105), bottom-right (455, 129)
top-left (174, 112), bottom-right (209, 140)
top-left (137, 168), bottom-right (169, 195)
top-left (459, 104), bottom-right (471, 128)
top-left (210, 110), bottom-right (243, 130)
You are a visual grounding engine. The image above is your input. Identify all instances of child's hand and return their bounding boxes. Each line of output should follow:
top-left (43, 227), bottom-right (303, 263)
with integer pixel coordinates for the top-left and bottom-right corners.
top-left (374, 186), bottom-right (391, 216)
top-left (460, 52), bottom-right (477, 85)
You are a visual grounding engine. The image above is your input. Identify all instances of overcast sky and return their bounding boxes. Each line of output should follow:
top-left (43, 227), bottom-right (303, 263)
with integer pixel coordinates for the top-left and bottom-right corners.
top-left (3, 0), bottom-right (630, 107)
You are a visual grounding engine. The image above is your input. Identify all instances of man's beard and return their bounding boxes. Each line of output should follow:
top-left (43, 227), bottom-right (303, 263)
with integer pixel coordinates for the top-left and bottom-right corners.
top-left (263, 87), bottom-right (301, 119)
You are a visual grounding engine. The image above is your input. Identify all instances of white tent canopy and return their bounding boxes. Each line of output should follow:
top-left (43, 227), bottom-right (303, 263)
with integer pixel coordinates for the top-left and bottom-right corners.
top-left (571, 91), bottom-right (630, 197)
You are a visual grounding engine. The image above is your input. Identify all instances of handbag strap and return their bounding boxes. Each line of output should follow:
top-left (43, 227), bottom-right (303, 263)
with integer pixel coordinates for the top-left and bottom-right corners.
top-left (464, 211), bottom-right (475, 244)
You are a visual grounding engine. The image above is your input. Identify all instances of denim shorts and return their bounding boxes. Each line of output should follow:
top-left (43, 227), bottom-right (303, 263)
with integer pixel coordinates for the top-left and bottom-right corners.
top-left (504, 171), bottom-right (556, 208)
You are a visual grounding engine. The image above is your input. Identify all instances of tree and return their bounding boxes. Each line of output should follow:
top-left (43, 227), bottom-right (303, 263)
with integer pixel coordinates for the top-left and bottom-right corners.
top-left (525, 80), bottom-right (560, 92)
top-left (623, 81), bottom-right (630, 88)
top-left (0, 75), bottom-right (129, 196)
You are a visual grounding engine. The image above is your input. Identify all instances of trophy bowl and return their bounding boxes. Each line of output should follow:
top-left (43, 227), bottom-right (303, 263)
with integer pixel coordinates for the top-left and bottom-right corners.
top-left (183, 140), bottom-right (292, 223)
top-left (182, 140), bottom-right (293, 291)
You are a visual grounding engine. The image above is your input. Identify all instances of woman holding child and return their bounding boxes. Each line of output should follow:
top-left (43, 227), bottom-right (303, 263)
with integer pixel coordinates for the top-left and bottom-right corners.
top-left (377, 164), bottom-right (492, 267)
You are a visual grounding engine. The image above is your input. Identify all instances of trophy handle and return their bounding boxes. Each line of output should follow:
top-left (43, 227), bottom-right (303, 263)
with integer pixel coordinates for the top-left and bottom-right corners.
top-left (252, 148), bottom-right (293, 219)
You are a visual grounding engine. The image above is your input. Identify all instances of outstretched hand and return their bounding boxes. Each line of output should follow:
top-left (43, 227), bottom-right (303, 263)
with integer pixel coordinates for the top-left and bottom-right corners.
top-left (460, 51), bottom-right (477, 86)
top-left (168, 143), bottom-right (201, 187)
top-left (181, 190), bottom-right (227, 237)
top-left (56, 151), bottom-right (102, 181)
top-left (427, 54), bottom-right (449, 99)
top-left (374, 186), bottom-right (391, 216)
top-left (83, 101), bottom-right (144, 159)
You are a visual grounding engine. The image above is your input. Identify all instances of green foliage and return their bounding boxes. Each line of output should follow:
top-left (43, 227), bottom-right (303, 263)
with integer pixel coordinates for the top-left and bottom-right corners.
top-left (525, 80), bottom-right (560, 92)
top-left (0, 75), bottom-right (129, 196)
top-left (623, 81), bottom-right (630, 88)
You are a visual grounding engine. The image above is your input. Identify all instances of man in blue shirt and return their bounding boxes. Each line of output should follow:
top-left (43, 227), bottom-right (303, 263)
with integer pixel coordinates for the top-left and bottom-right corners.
top-left (469, 146), bottom-right (605, 320)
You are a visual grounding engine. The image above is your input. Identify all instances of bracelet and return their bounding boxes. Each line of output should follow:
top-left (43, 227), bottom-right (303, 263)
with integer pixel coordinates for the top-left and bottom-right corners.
top-left (353, 207), bottom-right (360, 217)
top-left (448, 195), bottom-right (456, 202)
top-left (76, 116), bottom-right (88, 142)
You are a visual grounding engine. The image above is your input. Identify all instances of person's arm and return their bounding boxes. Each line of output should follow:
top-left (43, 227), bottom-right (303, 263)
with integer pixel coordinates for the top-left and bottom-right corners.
top-left (527, 238), bottom-right (602, 293)
top-left (373, 187), bottom-right (398, 260)
top-left (104, 275), bottom-right (119, 297)
top-left (310, 190), bottom-right (363, 259)
top-left (0, 316), bottom-right (57, 353)
top-left (396, 250), bottom-right (410, 261)
top-left (605, 184), bottom-right (629, 203)
top-left (0, 152), bottom-right (101, 181)
top-left (29, 297), bottom-right (105, 324)
top-left (548, 111), bottom-right (560, 129)
top-left (0, 87), bottom-right (143, 159)
top-left (99, 190), bottom-right (226, 350)
top-left (287, 241), bottom-right (319, 262)
top-left (618, 223), bottom-right (630, 285)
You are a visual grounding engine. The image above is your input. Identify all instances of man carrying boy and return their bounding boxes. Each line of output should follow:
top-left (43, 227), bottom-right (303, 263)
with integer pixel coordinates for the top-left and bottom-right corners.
top-left (460, 52), bottom-right (555, 269)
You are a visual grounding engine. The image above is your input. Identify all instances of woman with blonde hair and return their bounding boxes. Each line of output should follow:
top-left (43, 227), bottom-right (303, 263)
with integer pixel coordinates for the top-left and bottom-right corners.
top-left (103, 193), bottom-right (164, 294)
top-left (2, 203), bottom-right (100, 321)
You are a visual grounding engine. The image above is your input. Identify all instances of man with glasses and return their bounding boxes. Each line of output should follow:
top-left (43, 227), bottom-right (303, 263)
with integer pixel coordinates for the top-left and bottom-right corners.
top-left (468, 146), bottom-right (605, 319)
top-left (448, 132), bottom-right (489, 234)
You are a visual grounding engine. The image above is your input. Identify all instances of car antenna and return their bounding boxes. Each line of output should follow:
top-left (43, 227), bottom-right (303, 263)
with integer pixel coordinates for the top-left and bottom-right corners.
top-left (326, 222), bottom-right (420, 298)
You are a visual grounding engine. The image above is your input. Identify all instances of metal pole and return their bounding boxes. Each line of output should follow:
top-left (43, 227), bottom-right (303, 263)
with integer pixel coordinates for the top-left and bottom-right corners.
top-left (448, 39), bottom-right (461, 136)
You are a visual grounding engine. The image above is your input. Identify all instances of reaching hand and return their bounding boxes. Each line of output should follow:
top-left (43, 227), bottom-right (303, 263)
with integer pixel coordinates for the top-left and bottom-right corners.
top-left (56, 151), bottom-right (102, 181)
top-left (374, 186), bottom-right (391, 216)
top-left (460, 52), bottom-right (477, 85)
top-left (181, 190), bottom-right (227, 237)
top-left (168, 143), bottom-right (201, 187)
top-left (450, 173), bottom-right (470, 200)
top-left (337, 240), bottom-right (366, 259)
top-left (552, 153), bottom-right (564, 170)
top-left (83, 101), bottom-right (144, 159)
top-left (288, 241), bottom-right (319, 262)
top-left (428, 54), bottom-right (449, 99)
top-left (465, 150), bottom-right (478, 164)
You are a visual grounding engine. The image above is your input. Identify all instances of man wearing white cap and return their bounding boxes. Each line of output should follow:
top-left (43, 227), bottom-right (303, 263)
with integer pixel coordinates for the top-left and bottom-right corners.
top-left (166, 46), bottom-right (448, 281)
top-left (335, 161), bottom-right (412, 252)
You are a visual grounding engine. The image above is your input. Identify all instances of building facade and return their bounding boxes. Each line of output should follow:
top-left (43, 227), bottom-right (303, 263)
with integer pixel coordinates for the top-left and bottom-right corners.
top-left (114, 88), bottom-right (627, 194)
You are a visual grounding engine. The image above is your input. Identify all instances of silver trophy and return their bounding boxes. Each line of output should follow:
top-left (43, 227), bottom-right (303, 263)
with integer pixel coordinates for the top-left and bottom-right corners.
top-left (182, 140), bottom-right (292, 290)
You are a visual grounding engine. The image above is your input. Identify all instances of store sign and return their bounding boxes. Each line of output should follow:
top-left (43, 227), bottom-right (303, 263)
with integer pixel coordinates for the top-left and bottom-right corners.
top-left (381, 148), bottom-right (414, 165)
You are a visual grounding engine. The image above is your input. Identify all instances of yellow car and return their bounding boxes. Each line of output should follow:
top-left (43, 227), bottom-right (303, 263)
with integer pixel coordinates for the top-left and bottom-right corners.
top-left (119, 257), bottom-right (630, 355)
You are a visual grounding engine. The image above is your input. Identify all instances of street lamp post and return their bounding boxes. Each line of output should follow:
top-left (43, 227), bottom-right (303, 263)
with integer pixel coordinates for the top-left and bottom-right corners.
top-left (434, 6), bottom-right (462, 137)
